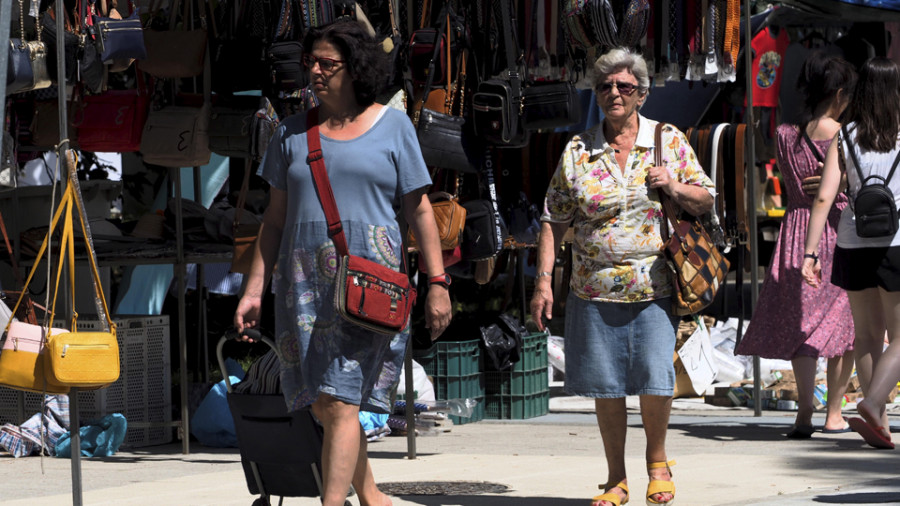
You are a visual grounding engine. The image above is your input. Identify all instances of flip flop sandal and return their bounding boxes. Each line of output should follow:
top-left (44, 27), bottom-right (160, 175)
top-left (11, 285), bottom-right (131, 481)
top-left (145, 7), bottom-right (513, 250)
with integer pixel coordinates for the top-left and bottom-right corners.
top-left (848, 417), bottom-right (895, 449)
top-left (646, 460), bottom-right (676, 506)
top-left (592, 480), bottom-right (629, 506)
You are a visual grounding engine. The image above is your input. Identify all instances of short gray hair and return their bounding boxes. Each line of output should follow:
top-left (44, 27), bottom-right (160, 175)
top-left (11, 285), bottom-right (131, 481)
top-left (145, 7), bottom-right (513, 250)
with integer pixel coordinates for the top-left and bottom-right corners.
top-left (592, 47), bottom-right (651, 92)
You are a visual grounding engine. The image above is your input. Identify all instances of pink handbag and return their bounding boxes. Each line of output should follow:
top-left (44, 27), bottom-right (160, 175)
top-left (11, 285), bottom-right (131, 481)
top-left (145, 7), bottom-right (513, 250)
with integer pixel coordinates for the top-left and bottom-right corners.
top-left (0, 321), bottom-right (70, 393)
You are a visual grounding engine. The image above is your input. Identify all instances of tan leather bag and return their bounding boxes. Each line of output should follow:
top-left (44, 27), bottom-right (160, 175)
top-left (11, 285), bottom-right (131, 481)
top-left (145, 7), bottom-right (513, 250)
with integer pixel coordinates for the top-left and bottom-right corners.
top-left (407, 191), bottom-right (467, 251)
top-left (139, 0), bottom-right (207, 78)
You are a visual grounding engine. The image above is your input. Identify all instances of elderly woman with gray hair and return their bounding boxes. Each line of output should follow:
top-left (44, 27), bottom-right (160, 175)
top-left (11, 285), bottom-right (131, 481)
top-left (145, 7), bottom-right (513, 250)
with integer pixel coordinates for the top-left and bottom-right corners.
top-left (530, 48), bottom-right (715, 506)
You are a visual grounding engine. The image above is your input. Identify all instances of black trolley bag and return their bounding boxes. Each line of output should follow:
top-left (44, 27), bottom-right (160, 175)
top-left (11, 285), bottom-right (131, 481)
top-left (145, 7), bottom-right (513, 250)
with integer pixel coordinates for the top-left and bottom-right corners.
top-left (216, 329), bottom-right (352, 506)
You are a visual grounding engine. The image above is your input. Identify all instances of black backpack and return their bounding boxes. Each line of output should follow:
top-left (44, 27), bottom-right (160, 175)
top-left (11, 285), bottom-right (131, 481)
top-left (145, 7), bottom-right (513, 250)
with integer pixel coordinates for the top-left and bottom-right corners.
top-left (842, 125), bottom-right (900, 238)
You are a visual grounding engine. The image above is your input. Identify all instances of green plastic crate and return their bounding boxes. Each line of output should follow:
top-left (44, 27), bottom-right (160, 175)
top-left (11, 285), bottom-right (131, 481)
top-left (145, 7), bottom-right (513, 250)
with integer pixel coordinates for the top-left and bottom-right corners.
top-left (483, 390), bottom-right (550, 420)
top-left (414, 340), bottom-right (485, 425)
top-left (415, 339), bottom-right (482, 377)
top-left (485, 368), bottom-right (548, 396)
top-left (512, 332), bottom-right (549, 372)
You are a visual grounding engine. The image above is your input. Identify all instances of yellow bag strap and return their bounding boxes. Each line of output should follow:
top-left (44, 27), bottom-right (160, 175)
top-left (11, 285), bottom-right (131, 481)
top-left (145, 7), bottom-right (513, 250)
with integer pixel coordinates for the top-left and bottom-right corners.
top-left (4, 187), bottom-right (71, 336)
top-left (2, 151), bottom-right (116, 337)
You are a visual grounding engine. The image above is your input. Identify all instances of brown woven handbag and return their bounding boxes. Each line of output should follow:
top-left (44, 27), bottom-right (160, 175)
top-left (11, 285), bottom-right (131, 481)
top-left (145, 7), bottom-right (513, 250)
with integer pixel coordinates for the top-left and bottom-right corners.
top-left (656, 124), bottom-right (730, 316)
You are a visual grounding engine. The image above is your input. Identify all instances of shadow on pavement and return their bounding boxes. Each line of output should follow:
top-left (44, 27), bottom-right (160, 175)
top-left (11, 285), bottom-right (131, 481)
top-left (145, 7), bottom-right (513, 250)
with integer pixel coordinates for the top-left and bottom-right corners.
top-left (667, 422), bottom-right (792, 442)
top-left (813, 491), bottom-right (900, 503)
top-left (393, 496), bottom-right (584, 505)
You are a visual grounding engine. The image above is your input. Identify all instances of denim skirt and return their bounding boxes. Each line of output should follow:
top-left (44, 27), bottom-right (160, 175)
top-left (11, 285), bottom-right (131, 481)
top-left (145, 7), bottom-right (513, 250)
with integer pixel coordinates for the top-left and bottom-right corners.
top-left (563, 293), bottom-right (679, 397)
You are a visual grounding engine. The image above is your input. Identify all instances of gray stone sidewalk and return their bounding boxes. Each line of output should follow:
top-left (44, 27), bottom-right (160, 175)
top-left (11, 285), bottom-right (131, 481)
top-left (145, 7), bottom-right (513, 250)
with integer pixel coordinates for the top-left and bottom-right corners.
top-left (3, 397), bottom-right (900, 505)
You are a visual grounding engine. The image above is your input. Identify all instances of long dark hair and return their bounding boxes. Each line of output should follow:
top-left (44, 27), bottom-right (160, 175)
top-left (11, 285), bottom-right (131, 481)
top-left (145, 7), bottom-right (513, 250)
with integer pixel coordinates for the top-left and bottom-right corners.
top-left (845, 57), bottom-right (900, 152)
top-left (796, 51), bottom-right (857, 136)
top-left (302, 19), bottom-right (389, 107)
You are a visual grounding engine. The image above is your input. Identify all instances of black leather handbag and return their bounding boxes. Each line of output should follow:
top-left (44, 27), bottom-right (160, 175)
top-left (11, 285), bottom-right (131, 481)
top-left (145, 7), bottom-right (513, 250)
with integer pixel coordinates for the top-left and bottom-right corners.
top-left (208, 96), bottom-right (278, 162)
top-left (42, 8), bottom-right (104, 93)
top-left (473, 78), bottom-right (529, 148)
top-left (267, 41), bottom-right (306, 93)
top-left (461, 199), bottom-right (505, 261)
top-left (414, 8), bottom-right (477, 173)
top-left (471, 0), bottom-right (529, 148)
top-left (521, 81), bottom-right (581, 131)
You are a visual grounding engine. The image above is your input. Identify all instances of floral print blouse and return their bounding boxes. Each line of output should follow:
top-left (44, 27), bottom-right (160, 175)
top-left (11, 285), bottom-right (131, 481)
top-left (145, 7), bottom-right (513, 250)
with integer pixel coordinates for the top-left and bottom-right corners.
top-left (542, 115), bottom-right (715, 303)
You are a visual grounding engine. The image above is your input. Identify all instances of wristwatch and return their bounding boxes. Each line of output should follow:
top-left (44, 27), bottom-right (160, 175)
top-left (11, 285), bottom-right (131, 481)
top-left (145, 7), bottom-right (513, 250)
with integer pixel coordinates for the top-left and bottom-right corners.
top-left (428, 273), bottom-right (452, 289)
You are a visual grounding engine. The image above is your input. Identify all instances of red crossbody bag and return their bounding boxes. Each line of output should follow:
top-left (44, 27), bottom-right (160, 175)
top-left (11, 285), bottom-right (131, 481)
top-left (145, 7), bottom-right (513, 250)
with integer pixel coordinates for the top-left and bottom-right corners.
top-left (305, 108), bottom-right (416, 334)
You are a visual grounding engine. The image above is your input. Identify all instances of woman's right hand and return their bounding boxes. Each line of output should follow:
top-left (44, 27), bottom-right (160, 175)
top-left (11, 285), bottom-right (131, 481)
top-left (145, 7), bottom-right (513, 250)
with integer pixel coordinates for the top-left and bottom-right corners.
top-left (530, 280), bottom-right (554, 331)
top-left (234, 294), bottom-right (263, 341)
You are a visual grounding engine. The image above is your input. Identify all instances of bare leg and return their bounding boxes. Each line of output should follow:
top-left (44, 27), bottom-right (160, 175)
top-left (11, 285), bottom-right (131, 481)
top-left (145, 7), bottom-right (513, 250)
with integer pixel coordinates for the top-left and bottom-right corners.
top-left (791, 356), bottom-right (817, 428)
top-left (310, 395), bottom-right (374, 506)
top-left (592, 397), bottom-right (628, 506)
top-left (823, 350), bottom-right (854, 430)
top-left (857, 288), bottom-right (900, 438)
top-left (352, 427), bottom-right (392, 506)
top-left (640, 395), bottom-right (674, 504)
top-left (847, 289), bottom-right (889, 429)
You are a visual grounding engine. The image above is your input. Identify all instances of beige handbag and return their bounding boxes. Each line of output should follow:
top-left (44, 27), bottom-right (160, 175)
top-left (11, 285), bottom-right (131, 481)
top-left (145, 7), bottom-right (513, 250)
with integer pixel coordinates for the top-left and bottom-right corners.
top-left (140, 37), bottom-right (212, 167)
top-left (138, 0), bottom-right (207, 78)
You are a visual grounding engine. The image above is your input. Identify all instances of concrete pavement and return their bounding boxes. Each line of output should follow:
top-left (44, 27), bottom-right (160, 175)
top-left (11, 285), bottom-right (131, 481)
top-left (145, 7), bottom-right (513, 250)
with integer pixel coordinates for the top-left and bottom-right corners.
top-left (3, 397), bottom-right (900, 505)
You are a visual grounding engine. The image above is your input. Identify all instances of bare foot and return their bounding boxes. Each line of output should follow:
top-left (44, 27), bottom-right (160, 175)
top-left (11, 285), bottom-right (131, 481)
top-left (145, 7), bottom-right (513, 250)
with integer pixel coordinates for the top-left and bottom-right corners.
top-left (822, 415), bottom-right (849, 432)
top-left (359, 490), bottom-right (392, 506)
top-left (857, 399), bottom-right (891, 442)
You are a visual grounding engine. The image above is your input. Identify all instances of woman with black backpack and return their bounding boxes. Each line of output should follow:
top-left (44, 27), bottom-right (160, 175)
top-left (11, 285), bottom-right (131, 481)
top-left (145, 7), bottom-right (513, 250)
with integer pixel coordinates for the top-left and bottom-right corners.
top-left (802, 57), bottom-right (900, 450)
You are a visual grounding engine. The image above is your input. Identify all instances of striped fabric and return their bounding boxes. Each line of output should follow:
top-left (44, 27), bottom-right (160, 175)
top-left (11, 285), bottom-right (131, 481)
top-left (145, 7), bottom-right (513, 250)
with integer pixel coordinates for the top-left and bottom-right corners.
top-left (0, 395), bottom-right (69, 458)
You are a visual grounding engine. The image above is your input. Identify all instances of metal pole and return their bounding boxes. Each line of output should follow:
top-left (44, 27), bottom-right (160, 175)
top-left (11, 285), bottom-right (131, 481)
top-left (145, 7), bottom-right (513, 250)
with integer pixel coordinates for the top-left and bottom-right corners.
top-left (404, 339), bottom-right (417, 459)
top-left (743, 0), bottom-right (761, 417)
top-left (45, 0), bottom-right (83, 500)
top-left (172, 167), bottom-right (190, 454)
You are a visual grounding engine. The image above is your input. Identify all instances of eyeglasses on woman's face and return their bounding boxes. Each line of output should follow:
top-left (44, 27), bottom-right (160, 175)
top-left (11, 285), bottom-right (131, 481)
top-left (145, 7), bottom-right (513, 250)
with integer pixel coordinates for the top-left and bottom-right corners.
top-left (302, 54), bottom-right (345, 72)
top-left (597, 81), bottom-right (639, 96)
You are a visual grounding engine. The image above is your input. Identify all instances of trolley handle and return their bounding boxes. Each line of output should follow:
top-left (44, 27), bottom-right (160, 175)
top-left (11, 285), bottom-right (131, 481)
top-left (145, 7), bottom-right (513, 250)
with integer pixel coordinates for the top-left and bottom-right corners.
top-left (224, 327), bottom-right (262, 342)
top-left (216, 328), bottom-right (277, 394)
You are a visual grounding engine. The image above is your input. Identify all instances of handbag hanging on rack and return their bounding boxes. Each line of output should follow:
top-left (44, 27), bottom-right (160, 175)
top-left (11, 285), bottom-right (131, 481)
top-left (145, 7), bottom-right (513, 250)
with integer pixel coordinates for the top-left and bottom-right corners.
top-left (7, 0), bottom-right (52, 94)
top-left (139, 0), bottom-right (207, 78)
top-left (656, 124), bottom-right (729, 316)
top-left (306, 108), bottom-right (417, 335)
top-left (78, 68), bottom-right (150, 152)
top-left (230, 158), bottom-right (262, 274)
top-left (414, 7), bottom-right (477, 174)
top-left (0, 151), bottom-right (119, 392)
top-left (89, 0), bottom-right (147, 66)
top-left (141, 43), bottom-right (213, 167)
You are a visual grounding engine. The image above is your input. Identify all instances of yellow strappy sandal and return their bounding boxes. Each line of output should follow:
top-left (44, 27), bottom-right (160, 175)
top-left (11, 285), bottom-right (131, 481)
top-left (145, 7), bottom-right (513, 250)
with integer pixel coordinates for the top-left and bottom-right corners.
top-left (592, 480), bottom-right (629, 506)
top-left (646, 460), bottom-right (675, 506)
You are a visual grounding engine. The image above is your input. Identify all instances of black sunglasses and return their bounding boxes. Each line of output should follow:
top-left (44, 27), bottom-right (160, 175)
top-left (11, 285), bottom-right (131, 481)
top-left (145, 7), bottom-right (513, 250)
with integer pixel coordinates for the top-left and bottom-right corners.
top-left (597, 81), bottom-right (639, 96)
top-left (302, 54), bottom-right (345, 72)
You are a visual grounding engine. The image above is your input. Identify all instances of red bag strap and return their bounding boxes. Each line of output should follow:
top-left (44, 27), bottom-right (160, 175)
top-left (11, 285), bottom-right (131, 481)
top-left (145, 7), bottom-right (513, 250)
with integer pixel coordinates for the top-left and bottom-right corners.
top-left (305, 107), bottom-right (350, 257)
top-left (304, 107), bottom-right (410, 276)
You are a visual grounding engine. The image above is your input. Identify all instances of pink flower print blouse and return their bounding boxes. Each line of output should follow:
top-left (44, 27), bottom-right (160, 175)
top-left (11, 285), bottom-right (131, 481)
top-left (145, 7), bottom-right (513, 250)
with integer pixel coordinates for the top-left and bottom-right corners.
top-left (541, 116), bottom-right (715, 303)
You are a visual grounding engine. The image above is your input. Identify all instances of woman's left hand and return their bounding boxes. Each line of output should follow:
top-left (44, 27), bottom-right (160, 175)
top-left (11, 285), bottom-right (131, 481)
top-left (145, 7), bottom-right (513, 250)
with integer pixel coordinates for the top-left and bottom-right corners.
top-left (646, 165), bottom-right (673, 194)
top-left (801, 257), bottom-right (821, 287)
top-left (425, 286), bottom-right (452, 340)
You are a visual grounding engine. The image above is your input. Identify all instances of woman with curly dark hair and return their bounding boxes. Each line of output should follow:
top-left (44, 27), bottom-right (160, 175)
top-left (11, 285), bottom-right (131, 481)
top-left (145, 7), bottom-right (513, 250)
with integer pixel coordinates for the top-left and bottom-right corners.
top-left (234, 19), bottom-right (452, 505)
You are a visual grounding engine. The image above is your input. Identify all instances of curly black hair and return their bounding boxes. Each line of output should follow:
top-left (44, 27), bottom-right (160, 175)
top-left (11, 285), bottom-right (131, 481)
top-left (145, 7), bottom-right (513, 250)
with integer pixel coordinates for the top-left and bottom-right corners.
top-left (302, 19), bottom-right (389, 107)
